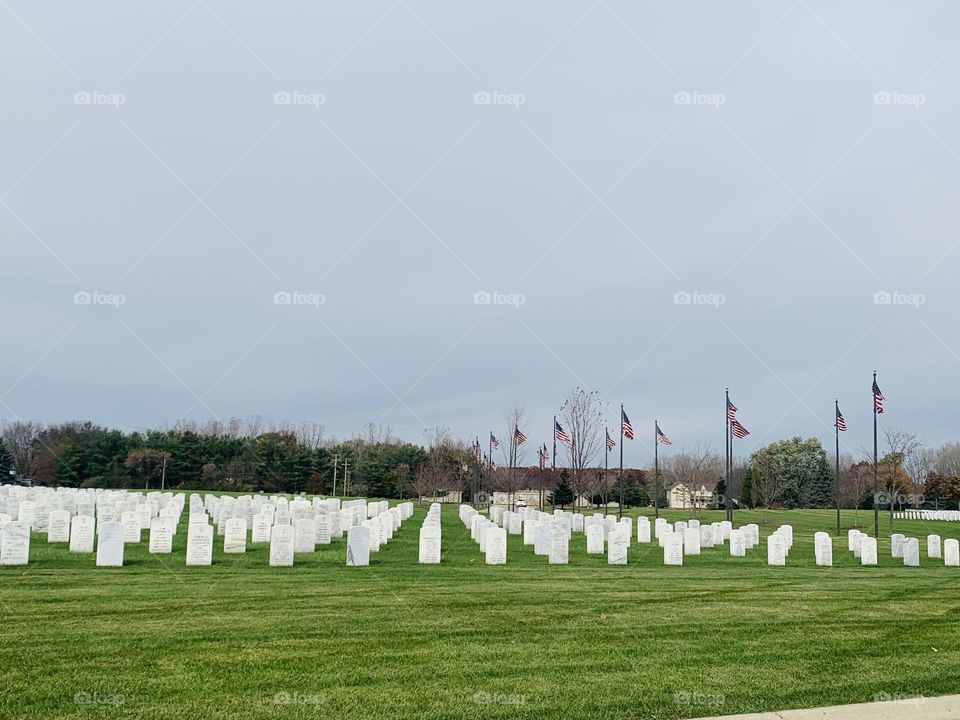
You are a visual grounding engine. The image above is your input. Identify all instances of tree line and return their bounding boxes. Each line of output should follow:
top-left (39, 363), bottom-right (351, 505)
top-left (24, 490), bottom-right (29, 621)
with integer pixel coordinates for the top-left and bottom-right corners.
top-left (2, 408), bottom-right (958, 512)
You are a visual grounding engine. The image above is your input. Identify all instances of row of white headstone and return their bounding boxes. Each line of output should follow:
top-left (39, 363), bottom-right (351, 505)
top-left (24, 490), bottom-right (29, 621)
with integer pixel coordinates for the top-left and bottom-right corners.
top-left (418, 504), bottom-right (442, 564)
top-left (0, 484), bottom-right (416, 567)
top-left (896, 510), bottom-right (960, 522)
top-left (659, 519), bottom-right (762, 565)
top-left (460, 506), bottom-right (508, 564)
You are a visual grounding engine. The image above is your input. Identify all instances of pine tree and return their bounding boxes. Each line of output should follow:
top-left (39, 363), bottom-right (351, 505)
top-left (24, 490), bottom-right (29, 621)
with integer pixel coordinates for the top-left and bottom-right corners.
top-left (739, 467), bottom-right (755, 508)
top-left (0, 440), bottom-right (13, 479)
top-left (551, 471), bottom-right (574, 508)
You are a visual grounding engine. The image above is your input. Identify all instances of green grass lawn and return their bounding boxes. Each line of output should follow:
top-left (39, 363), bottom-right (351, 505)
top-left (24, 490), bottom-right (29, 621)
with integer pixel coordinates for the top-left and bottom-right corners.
top-left (1, 506), bottom-right (957, 720)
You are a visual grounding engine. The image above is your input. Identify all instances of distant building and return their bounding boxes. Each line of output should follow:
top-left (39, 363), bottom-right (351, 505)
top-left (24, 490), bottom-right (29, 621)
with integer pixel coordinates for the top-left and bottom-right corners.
top-left (667, 483), bottom-right (714, 509)
top-left (418, 489), bottom-right (463, 504)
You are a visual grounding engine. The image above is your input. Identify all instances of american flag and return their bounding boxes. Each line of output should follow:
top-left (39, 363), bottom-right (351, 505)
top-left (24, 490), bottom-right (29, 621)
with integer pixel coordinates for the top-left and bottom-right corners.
top-left (536, 445), bottom-right (546, 469)
top-left (835, 406), bottom-right (847, 432)
top-left (656, 423), bottom-right (672, 445)
top-left (726, 398), bottom-right (738, 422)
top-left (473, 439), bottom-right (482, 461)
top-left (554, 420), bottom-right (571, 445)
top-left (490, 432), bottom-right (500, 449)
top-left (514, 426), bottom-right (527, 445)
top-left (606, 430), bottom-right (615, 451)
top-left (872, 379), bottom-right (885, 414)
top-left (730, 419), bottom-right (750, 438)
top-left (621, 408), bottom-right (634, 440)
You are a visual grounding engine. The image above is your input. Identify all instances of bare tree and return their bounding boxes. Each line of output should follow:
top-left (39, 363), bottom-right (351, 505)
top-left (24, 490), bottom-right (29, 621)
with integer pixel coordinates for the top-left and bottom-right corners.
top-left (932, 442), bottom-right (960, 477)
top-left (751, 451), bottom-right (787, 524)
top-left (245, 414), bottom-right (265, 437)
top-left (882, 428), bottom-right (924, 530)
top-left (559, 388), bottom-right (604, 512)
top-left (296, 421), bottom-right (327, 450)
top-left (1, 421), bottom-right (43, 477)
top-left (363, 423), bottom-right (394, 445)
top-left (492, 466), bottom-right (525, 508)
top-left (661, 444), bottom-right (723, 516)
top-left (840, 461), bottom-right (872, 527)
top-left (498, 403), bottom-right (528, 503)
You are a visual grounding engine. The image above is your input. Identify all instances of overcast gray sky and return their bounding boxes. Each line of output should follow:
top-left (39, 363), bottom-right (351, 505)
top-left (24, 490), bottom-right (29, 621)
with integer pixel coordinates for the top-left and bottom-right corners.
top-left (1, 1), bottom-right (958, 466)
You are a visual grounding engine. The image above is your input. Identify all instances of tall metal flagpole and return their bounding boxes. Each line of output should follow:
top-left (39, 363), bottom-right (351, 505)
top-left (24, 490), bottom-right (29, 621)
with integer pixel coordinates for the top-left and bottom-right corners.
top-left (619, 404), bottom-right (625, 520)
top-left (654, 419), bottom-right (659, 520)
top-left (835, 399), bottom-right (841, 535)
top-left (725, 389), bottom-right (731, 523)
top-left (873, 370), bottom-right (879, 538)
top-left (487, 431), bottom-right (493, 505)
top-left (551, 416), bottom-right (557, 510)
top-left (604, 428), bottom-right (609, 517)
top-left (730, 403), bottom-right (737, 524)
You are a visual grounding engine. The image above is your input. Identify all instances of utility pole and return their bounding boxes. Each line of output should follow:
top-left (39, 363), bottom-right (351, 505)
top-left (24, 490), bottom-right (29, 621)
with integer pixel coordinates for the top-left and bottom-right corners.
top-left (332, 454), bottom-right (339, 497)
top-left (161, 457), bottom-right (168, 492)
top-left (343, 460), bottom-right (350, 498)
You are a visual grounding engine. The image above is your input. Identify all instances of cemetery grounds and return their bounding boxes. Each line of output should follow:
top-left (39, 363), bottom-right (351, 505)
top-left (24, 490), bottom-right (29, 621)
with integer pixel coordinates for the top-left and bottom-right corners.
top-left (1, 504), bottom-right (958, 719)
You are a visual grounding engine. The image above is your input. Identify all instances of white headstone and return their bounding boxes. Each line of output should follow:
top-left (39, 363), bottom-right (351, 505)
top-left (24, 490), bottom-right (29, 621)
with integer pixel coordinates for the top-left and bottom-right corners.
top-left (663, 533), bottom-right (683, 566)
top-left (860, 536), bottom-right (878, 566)
top-left (700, 524), bottom-right (714, 549)
top-left (607, 530), bottom-right (628, 565)
top-left (902, 537), bottom-right (920, 567)
top-left (122, 512), bottom-right (141, 544)
top-left (637, 517), bottom-right (651, 543)
top-left (316, 514), bottom-right (332, 545)
top-left (294, 518), bottom-right (316, 553)
top-left (891, 533), bottom-right (905, 558)
top-left (944, 538), bottom-right (959, 567)
top-left (69, 515), bottom-right (95, 553)
top-left (729, 528), bottom-right (746, 557)
top-left (251, 513), bottom-right (272, 543)
top-left (148, 517), bottom-right (173, 554)
top-left (548, 528), bottom-right (569, 564)
top-left (186, 523), bottom-right (214, 566)
top-left (847, 528), bottom-right (860, 552)
top-left (47, 509), bottom-right (71, 543)
top-left (0, 521), bottom-right (30, 565)
top-left (534, 524), bottom-right (551, 556)
top-left (814, 531), bottom-right (832, 567)
top-left (95, 521), bottom-right (124, 567)
top-left (224, 518), bottom-right (246, 554)
top-left (586, 525), bottom-right (605, 554)
top-left (486, 527), bottom-right (507, 565)
top-left (346, 525), bottom-right (370, 567)
top-left (269, 524), bottom-right (295, 567)
top-left (767, 535), bottom-right (786, 566)
top-left (418, 525), bottom-right (441, 564)
top-left (927, 534), bottom-right (942, 559)
top-left (683, 527), bottom-right (701, 556)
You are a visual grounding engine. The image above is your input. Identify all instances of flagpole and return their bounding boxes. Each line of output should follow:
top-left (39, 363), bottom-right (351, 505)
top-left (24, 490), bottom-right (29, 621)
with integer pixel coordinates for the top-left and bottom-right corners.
top-left (725, 388), bottom-right (731, 523)
top-left (618, 404), bottom-right (624, 520)
top-left (873, 370), bottom-right (879, 538)
top-left (835, 399), bottom-right (841, 536)
top-left (475, 435), bottom-right (480, 508)
top-left (487, 431), bottom-right (493, 506)
top-left (551, 416), bottom-right (556, 511)
top-left (728, 421), bottom-right (734, 524)
top-left (654, 420), bottom-right (659, 520)
top-left (604, 428), bottom-right (609, 517)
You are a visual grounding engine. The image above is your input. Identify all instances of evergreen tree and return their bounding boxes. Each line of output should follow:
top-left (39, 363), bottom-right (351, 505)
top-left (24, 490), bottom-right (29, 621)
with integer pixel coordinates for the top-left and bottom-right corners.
top-left (739, 467), bottom-right (756, 508)
top-left (0, 440), bottom-right (13, 479)
top-left (550, 471), bottom-right (574, 508)
top-left (713, 478), bottom-right (727, 509)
